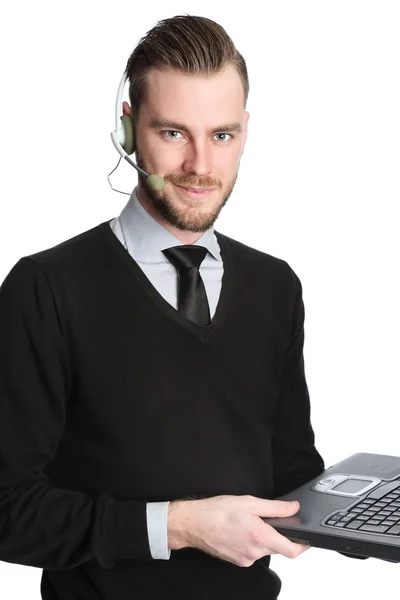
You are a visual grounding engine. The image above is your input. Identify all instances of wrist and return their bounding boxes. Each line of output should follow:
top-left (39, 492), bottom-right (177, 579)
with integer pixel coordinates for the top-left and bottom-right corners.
top-left (167, 500), bottom-right (197, 550)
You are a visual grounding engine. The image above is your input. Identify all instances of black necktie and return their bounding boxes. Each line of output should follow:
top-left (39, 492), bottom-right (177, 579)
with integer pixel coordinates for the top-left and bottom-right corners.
top-left (162, 245), bottom-right (211, 326)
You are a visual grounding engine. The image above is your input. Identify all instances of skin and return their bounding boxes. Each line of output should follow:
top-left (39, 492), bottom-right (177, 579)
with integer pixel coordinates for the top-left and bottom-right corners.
top-left (122, 63), bottom-right (250, 244)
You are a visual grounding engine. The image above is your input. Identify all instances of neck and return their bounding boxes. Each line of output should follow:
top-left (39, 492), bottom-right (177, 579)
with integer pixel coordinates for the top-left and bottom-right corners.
top-left (136, 185), bottom-right (207, 245)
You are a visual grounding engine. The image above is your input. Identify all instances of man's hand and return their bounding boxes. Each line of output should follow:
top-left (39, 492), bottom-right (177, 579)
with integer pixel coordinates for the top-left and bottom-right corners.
top-left (168, 494), bottom-right (309, 567)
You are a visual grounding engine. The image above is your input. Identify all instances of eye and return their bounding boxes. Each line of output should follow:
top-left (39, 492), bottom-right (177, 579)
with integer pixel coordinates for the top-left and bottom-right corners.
top-left (162, 130), bottom-right (183, 139)
top-left (214, 133), bottom-right (233, 142)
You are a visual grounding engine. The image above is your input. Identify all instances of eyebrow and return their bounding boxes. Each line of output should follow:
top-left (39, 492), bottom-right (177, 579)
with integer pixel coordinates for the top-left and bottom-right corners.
top-left (148, 118), bottom-right (243, 135)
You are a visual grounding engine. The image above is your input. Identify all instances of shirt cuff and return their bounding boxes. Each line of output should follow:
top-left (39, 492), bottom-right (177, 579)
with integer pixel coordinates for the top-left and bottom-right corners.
top-left (146, 501), bottom-right (171, 560)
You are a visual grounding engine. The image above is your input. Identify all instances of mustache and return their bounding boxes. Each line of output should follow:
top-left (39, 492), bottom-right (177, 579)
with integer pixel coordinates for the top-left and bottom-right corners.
top-left (164, 173), bottom-right (222, 190)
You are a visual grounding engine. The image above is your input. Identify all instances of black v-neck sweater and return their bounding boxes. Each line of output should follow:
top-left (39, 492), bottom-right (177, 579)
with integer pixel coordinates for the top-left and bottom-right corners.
top-left (0, 220), bottom-right (324, 599)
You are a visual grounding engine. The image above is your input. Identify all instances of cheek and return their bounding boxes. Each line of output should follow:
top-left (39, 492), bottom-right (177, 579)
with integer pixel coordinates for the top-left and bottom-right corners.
top-left (147, 139), bottom-right (182, 171)
top-left (219, 148), bottom-right (241, 174)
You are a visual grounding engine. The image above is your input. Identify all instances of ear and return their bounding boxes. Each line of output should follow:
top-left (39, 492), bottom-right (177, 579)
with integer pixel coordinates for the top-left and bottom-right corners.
top-left (122, 101), bottom-right (133, 117)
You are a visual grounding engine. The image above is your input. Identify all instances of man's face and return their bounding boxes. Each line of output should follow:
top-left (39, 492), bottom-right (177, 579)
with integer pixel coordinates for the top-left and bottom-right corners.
top-left (132, 64), bottom-right (249, 233)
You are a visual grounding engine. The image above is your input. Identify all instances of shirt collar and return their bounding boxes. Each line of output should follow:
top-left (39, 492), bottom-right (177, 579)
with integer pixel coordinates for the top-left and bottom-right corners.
top-left (118, 187), bottom-right (222, 262)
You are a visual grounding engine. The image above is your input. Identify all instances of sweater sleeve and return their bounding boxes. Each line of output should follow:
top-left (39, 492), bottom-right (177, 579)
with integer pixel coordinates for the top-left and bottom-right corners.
top-left (272, 266), bottom-right (371, 560)
top-left (271, 265), bottom-right (325, 499)
top-left (0, 257), bottom-right (153, 570)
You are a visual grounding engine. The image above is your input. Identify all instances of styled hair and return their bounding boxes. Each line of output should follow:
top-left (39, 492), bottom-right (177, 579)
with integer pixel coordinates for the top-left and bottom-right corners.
top-left (125, 14), bottom-right (249, 123)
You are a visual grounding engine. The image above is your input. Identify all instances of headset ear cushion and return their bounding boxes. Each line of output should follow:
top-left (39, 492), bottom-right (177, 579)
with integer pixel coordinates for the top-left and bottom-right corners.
top-left (120, 113), bottom-right (136, 155)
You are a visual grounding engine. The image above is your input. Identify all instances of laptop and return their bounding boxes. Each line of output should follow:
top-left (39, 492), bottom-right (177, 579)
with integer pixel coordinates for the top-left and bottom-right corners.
top-left (263, 453), bottom-right (400, 562)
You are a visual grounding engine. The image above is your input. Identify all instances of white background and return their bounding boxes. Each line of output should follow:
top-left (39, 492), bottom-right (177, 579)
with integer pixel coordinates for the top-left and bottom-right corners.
top-left (1, 1), bottom-right (399, 598)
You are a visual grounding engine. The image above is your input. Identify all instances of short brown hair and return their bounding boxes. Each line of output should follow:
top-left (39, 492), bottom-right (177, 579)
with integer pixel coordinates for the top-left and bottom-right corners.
top-left (125, 14), bottom-right (249, 123)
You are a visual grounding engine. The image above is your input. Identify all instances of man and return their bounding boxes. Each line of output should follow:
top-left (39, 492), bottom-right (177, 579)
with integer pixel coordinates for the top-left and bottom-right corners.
top-left (0, 14), bottom-right (328, 600)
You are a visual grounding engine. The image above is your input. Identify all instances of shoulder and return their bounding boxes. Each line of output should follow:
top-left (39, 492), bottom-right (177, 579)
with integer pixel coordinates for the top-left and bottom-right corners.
top-left (23, 221), bottom-right (108, 274)
top-left (216, 230), bottom-right (301, 292)
top-left (1, 221), bottom-right (111, 307)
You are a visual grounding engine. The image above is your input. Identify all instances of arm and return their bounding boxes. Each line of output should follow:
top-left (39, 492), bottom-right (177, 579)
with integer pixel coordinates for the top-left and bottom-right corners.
top-left (272, 267), bottom-right (369, 559)
top-left (0, 257), bottom-right (154, 570)
top-left (271, 265), bottom-right (325, 498)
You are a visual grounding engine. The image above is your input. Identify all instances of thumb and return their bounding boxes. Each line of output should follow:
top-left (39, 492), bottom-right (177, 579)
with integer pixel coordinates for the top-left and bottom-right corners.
top-left (257, 499), bottom-right (300, 518)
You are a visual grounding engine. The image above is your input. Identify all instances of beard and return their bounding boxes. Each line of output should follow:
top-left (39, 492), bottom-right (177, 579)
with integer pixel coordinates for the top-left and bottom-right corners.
top-left (135, 146), bottom-right (239, 233)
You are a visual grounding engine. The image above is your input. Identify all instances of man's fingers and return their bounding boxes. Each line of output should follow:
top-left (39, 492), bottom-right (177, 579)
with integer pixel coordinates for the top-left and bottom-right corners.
top-left (262, 524), bottom-right (309, 558)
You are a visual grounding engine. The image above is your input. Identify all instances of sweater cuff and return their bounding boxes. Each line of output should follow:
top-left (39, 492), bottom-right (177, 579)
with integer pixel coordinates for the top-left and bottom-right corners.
top-left (101, 495), bottom-right (153, 561)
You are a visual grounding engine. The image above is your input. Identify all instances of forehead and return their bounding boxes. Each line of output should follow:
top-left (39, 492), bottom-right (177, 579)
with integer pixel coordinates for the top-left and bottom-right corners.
top-left (142, 64), bottom-right (244, 117)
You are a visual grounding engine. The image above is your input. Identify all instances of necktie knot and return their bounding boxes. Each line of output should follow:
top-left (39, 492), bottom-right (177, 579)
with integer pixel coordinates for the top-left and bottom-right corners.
top-left (162, 245), bottom-right (208, 271)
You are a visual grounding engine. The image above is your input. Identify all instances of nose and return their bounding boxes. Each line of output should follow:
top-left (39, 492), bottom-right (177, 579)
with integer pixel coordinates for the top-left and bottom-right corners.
top-left (182, 140), bottom-right (213, 177)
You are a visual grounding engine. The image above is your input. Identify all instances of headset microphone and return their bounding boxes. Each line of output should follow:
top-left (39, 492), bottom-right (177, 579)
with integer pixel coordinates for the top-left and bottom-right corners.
top-left (110, 70), bottom-right (165, 192)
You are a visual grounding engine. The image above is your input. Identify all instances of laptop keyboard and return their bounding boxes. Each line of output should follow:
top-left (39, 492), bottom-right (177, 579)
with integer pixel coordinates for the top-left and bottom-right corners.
top-left (325, 482), bottom-right (400, 536)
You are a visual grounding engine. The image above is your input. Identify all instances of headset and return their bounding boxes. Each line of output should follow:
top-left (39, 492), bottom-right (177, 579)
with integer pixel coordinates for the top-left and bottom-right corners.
top-left (109, 69), bottom-right (165, 192)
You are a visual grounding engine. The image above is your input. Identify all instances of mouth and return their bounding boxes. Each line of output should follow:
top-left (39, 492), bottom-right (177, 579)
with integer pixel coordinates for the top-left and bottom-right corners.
top-left (175, 184), bottom-right (216, 199)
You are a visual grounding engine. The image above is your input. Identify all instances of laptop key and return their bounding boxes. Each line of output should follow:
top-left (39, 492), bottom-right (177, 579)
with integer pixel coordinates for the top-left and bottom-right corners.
top-left (341, 516), bottom-right (353, 523)
top-left (346, 520), bottom-right (364, 530)
top-left (359, 524), bottom-right (390, 533)
top-left (387, 525), bottom-right (400, 535)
